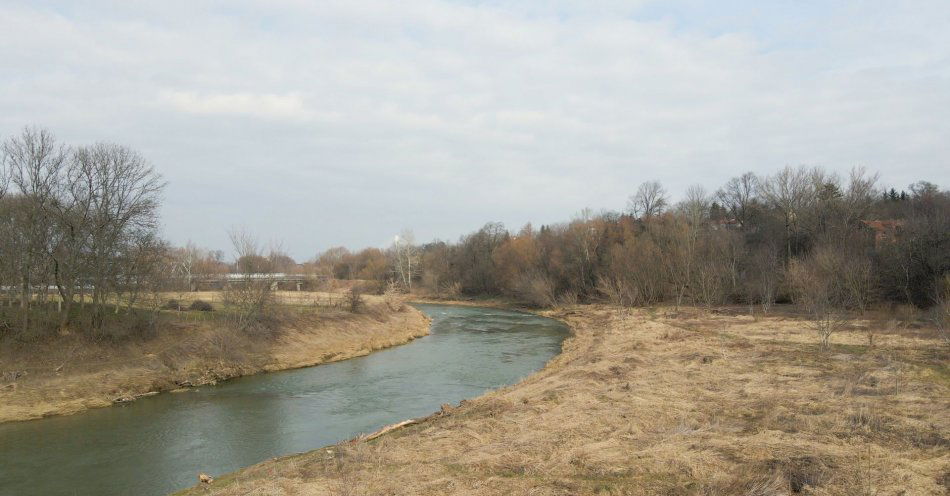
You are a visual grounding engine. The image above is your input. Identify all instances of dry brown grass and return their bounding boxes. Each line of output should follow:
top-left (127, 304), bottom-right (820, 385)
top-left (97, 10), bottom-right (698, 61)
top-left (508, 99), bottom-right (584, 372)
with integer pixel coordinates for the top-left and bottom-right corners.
top-left (0, 291), bottom-right (430, 423)
top-left (176, 304), bottom-right (949, 496)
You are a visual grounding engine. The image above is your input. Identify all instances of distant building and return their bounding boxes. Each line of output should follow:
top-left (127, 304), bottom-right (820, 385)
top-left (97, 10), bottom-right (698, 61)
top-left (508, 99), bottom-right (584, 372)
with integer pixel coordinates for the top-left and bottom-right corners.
top-left (860, 220), bottom-right (904, 248)
top-left (710, 218), bottom-right (741, 231)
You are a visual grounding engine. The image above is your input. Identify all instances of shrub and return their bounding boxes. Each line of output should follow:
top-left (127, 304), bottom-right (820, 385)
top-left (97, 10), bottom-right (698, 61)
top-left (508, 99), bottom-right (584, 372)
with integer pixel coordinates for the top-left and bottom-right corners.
top-left (92, 310), bottom-right (159, 342)
top-left (513, 272), bottom-right (556, 308)
top-left (160, 299), bottom-right (182, 311)
top-left (345, 288), bottom-right (364, 313)
top-left (788, 251), bottom-right (848, 349)
top-left (384, 281), bottom-right (405, 312)
top-left (556, 290), bottom-right (579, 308)
top-left (188, 300), bottom-right (214, 312)
top-left (597, 276), bottom-right (636, 307)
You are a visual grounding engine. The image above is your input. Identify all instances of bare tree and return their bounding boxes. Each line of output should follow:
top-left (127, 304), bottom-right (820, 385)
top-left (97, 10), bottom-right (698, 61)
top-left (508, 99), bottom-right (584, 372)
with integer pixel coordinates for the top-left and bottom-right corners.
top-left (47, 151), bottom-right (95, 330)
top-left (667, 185), bottom-right (709, 307)
top-left (0, 146), bottom-right (8, 202)
top-left (315, 246), bottom-right (351, 279)
top-left (838, 244), bottom-right (877, 312)
top-left (597, 275), bottom-right (635, 308)
top-left (225, 228), bottom-right (277, 331)
top-left (758, 166), bottom-right (816, 261)
top-left (172, 241), bottom-right (205, 292)
top-left (2, 127), bottom-right (67, 331)
top-left (564, 209), bottom-right (606, 294)
top-left (117, 232), bottom-right (168, 316)
top-left (605, 233), bottom-right (666, 305)
top-left (391, 229), bottom-right (419, 291)
top-left (716, 172), bottom-right (758, 227)
top-left (842, 166), bottom-right (880, 225)
top-left (788, 247), bottom-right (848, 349)
top-left (76, 143), bottom-right (164, 328)
top-left (694, 230), bottom-right (737, 308)
top-left (628, 181), bottom-right (668, 218)
top-left (746, 244), bottom-right (782, 313)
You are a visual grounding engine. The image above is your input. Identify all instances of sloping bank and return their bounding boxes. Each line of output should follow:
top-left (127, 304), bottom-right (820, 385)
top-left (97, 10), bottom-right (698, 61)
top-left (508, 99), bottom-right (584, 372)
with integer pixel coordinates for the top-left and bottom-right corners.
top-left (175, 304), bottom-right (948, 495)
top-left (0, 305), bottom-right (430, 424)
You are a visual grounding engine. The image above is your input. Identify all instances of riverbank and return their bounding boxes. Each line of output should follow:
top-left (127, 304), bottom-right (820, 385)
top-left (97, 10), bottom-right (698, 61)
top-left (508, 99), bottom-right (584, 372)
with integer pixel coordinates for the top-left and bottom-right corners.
top-left (176, 304), bottom-right (949, 495)
top-left (0, 293), bottom-right (430, 423)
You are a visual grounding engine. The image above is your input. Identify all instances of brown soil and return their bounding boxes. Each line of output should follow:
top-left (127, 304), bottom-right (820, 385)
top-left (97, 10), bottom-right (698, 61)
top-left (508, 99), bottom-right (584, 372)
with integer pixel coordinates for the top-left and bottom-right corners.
top-left (0, 294), bottom-right (430, 424)
top-left (175, 304), bottom-right (949, 496)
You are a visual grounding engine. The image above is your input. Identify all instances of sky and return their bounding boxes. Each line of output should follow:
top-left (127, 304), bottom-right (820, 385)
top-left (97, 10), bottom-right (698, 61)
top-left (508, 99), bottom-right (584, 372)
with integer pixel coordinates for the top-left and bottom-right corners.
top-left (2, 0), bottom-right (948, 260)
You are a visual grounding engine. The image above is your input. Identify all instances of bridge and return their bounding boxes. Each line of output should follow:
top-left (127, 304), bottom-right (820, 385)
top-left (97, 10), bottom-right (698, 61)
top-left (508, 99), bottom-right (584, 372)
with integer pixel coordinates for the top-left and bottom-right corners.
top-left (188, 273), bottom-right (327, 291)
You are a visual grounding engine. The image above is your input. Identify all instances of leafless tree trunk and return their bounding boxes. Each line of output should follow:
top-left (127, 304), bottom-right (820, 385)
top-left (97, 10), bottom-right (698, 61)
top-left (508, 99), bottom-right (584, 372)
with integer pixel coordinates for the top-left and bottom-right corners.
top-left (392, 229), bottom-right (419, 292)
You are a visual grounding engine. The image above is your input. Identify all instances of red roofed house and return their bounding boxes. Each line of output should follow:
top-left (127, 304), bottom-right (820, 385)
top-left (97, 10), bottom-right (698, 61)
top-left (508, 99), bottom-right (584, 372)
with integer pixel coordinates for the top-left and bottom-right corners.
top-left (860, 220), bottom-right (905, 249)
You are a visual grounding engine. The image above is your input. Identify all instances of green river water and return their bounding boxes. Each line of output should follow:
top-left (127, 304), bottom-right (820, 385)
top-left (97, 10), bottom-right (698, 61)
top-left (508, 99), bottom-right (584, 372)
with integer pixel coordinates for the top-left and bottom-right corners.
top-left (0, 304), bottom-right (568, 496)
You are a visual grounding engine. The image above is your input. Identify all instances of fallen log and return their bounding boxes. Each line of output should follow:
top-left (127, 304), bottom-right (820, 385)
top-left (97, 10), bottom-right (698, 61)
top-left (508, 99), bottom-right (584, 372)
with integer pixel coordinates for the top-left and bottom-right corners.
top-left (349, 401), bottom-right (460, 444)
top-left (354, 418), bottom-right (420, 443)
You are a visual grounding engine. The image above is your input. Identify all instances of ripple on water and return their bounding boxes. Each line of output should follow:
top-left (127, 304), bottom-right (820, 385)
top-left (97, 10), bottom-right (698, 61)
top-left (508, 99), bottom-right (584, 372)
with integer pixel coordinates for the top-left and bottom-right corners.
top-left (0, 304), bottom-right (568, 496)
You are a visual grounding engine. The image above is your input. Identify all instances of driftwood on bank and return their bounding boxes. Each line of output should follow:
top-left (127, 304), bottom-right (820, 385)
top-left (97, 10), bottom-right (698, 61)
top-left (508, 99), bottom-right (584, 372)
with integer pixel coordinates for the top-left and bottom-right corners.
top-left (351, 402), bottom-right (458, 444)
top-left (356, 418), bottom-right (421, 443)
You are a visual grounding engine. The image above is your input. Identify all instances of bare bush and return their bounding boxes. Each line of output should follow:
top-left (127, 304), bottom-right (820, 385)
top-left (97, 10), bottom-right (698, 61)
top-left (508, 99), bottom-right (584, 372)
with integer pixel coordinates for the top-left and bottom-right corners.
top-left (188, 300), bottom-right (214, 312)
top-left (441, 281), bottom-right (462, 299)
top-left (223, 229), bottom-right (277, 332)
top-left (513, 272), bottom-right (556, 308)
top-left (556, 290), bottom-right (578, 308)
top-left (345, 288), bottom-right (364, 313)
top-left (597, 275), bottom-right (636, 307)
top-left (695, 259), bottom-right (729, 308)
top-left (161, 299), bottom-right (183, 311)
top-left (383, 281), bottom-right (405, 312)
top-left (788, 248), bottom-right (849, 349)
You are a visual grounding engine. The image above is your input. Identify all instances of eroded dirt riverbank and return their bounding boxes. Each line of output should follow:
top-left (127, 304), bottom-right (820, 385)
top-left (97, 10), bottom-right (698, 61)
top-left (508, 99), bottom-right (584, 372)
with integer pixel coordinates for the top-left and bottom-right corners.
top-left (0, 302), bottom-right (430, 423)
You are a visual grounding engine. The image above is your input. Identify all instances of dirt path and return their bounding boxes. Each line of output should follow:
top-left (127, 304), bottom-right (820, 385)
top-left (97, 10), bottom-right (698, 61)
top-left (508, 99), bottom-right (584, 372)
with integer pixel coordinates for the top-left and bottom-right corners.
top-left (175, 305), bottom-right (949, 495)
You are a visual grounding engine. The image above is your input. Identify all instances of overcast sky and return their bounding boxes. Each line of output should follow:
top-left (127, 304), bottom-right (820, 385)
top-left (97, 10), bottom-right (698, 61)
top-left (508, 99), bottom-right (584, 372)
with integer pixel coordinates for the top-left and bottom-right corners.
top-left (2, 1), bottom-right (948, 260)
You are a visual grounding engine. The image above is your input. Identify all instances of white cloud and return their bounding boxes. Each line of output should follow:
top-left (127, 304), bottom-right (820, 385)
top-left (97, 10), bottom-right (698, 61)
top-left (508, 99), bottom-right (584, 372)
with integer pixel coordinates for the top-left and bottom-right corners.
top-left (0, 0), bottom-right (948, 257)
top-left (160, 90), bottom-right (309, 120)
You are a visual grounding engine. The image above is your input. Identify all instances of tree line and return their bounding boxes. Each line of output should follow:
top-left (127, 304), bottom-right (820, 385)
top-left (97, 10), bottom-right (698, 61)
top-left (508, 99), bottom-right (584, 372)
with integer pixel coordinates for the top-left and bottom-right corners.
top-left (0, 127), bottom-right (165, 338)
top-left (3, 126), bottom-right (947, 343)
top-left (318, 167), bottom-right (949, 322)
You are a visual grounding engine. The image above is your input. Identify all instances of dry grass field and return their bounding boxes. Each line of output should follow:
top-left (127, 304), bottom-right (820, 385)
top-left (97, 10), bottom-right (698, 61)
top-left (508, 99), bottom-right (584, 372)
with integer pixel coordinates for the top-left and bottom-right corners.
top-left (0, 291), bottom-right (429, 423)
top-left (177, 304), bottom-right (949, 496)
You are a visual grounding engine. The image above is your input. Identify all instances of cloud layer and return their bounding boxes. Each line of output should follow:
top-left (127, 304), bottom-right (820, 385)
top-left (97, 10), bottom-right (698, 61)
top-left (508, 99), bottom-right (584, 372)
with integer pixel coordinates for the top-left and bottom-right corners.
top-left (1, 0), bottom-right (948, 258)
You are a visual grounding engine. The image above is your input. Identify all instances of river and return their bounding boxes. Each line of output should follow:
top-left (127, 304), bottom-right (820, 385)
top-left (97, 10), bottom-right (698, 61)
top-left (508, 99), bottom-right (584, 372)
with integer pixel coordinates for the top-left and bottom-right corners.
top-left (0, 304), bottom-right (568, 496)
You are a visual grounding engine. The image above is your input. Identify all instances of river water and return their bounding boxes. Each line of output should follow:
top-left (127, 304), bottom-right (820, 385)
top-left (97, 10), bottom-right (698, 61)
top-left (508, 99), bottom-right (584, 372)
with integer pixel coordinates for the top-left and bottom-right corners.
top-left (0, 304), bottom-right (568, 496)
